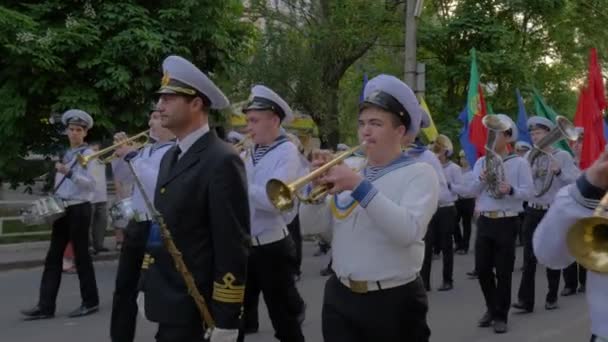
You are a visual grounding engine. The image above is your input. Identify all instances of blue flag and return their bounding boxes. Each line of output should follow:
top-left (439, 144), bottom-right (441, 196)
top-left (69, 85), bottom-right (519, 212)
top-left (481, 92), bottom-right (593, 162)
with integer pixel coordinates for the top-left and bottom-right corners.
top-left (359, 73), bottom-right (368, 104)
top-left (516, 89), bottom-right (532, 145)
top-left (458, 106), bottom-right (478, 167)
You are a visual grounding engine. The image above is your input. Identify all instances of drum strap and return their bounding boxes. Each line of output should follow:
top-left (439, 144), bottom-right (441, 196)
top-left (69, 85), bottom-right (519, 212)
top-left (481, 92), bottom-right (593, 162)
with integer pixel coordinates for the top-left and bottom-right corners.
top-left (52, 157), bottom-right (80, 194)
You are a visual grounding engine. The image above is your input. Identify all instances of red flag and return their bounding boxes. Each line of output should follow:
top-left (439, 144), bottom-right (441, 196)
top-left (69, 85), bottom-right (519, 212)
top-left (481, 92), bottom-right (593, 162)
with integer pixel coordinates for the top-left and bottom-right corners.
top-left (574, 48), bottom-right (607, 170)
top-left (469, 84), bottom-right (488, 159)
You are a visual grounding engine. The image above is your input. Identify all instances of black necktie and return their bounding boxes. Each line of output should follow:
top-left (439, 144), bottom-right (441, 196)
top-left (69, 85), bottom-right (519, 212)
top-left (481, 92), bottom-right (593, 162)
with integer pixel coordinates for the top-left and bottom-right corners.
top-left (169, 146), bottom-right (182, 170)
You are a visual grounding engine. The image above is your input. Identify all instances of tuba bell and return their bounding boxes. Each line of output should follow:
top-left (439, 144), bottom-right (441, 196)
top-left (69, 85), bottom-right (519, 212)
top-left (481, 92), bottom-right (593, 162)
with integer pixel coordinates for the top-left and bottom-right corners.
top-left (527, 116), bottom-right (579, 197)
top-left (567, 192), bottom-right (608, 273)
top-left (482, 115), bottom-right (511, 199)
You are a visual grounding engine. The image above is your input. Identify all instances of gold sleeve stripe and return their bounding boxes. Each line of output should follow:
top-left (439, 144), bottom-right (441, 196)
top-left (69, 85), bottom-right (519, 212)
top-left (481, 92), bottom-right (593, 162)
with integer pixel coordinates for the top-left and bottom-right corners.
top-left (213, 273), bottom-right (245, 304)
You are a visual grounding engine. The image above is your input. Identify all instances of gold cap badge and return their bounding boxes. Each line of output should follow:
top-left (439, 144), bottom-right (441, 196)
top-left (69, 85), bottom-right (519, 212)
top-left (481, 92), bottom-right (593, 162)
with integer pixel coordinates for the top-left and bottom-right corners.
top-left (161, 71), bottom-right (170, 87)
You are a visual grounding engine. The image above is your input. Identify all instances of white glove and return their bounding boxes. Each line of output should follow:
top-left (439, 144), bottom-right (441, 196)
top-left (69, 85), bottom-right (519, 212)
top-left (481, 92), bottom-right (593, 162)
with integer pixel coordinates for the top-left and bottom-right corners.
top-left (209, 328), bottom-right (239, 342)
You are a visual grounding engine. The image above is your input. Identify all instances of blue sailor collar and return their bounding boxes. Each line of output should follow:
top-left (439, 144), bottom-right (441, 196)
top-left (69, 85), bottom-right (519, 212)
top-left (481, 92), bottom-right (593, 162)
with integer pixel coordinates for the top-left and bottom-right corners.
top-left (251, 135), bottom-right (289, 166)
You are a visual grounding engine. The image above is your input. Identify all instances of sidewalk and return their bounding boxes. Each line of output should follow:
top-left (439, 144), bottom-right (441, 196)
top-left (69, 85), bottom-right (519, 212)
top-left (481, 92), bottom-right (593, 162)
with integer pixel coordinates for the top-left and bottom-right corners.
top-left (0, 236), bottom-right (120, 271)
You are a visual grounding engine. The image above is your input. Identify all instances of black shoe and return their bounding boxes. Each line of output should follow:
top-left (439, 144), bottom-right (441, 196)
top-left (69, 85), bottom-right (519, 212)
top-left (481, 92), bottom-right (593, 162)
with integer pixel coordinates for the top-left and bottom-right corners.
top-left (545, 301), bottom-right (559, 310)
top-left (21, 306), bottom-right (54, 320)
top-left (578, 285), bottom-right (586, 293)
top-left (96, 247), bottom-right (109, 253)
top-left (478, 311), bottom-right (493, 327)
top-left (67, 305), bottom-right (99, 318)
top-left (511, 302), bottom-right (533, 313)
top-left (320, 267), bottom-right (334, 277)
top-left (297, 302), bottom-right (306, 325)
top-left (560, 288), bottom-right (576, 297)
top-left (243, 325), bottom-right (259, 335)
top-left (437, 282), bottom-right (453, 291)
top-left (466, 270), bottom-right (478, 279)
top-left (493, 320), bottom-right (508, 334)
top-left (455, 249), bottom-right (467, 255)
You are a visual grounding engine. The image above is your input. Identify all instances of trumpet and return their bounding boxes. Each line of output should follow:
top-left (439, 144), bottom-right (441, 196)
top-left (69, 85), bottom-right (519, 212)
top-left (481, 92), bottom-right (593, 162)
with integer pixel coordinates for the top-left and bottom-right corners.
top-left (77, 130), bottom-right (150, 167)
top-left (567, 191), bottom-right (608, 273)
top-left (266, 144), bottom-right (364, 212)
top-left (233, 134), bottom-right (252, 153)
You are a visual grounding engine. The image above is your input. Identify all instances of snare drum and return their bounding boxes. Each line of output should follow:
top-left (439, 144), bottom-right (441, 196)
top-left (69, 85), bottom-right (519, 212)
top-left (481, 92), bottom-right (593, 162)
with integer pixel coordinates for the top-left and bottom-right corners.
top-left (21, 196), bottom-right (66, 226)
top-left (109, 197), bottom-right (135, 228)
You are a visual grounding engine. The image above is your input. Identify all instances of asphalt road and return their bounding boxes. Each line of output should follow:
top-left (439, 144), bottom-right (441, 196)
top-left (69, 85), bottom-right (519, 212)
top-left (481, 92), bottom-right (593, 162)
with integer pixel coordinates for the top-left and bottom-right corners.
top-left (0, 243), bottom-right (591, 342)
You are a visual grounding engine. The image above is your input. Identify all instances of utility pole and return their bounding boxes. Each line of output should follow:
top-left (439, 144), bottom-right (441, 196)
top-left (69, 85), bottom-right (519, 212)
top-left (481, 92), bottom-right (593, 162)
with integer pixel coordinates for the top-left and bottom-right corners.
top-left (405, 0), bottom-right (424, 90)
top-left (416, 63), bottom-right (426, 98)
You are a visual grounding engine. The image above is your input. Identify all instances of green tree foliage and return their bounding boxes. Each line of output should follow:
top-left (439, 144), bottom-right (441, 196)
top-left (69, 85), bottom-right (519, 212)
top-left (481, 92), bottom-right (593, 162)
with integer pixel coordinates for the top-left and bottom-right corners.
top-left (0, 0), bottom-right (255, 186)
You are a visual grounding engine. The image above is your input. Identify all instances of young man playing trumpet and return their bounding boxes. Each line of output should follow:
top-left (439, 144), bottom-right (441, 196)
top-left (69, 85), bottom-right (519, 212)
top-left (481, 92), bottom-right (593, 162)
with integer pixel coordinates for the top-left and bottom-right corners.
top-left (109, 104), bottom-right (175, 342)
top-left (470, 114), bottom-right (534, 334)
top-left (300, 74), bottom-right (439, 342)
top-left (512, 116), bottom-right (579, 314)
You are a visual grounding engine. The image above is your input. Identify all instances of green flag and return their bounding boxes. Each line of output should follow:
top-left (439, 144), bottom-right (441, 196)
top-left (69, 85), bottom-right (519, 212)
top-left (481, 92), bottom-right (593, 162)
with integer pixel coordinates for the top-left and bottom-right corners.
top-left (531, 88), bottom-right (573, 154)
top-left (487, 102), bottom-right (495, 114)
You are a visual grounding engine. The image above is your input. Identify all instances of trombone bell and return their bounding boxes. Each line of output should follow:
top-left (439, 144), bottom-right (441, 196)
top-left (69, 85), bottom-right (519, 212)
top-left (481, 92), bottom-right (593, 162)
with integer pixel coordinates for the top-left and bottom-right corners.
top-left (567, 216), bottom-right (608, 273)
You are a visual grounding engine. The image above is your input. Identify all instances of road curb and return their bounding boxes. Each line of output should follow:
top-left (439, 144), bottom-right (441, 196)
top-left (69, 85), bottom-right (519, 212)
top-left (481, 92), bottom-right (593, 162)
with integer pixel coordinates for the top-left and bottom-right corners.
top-left (0, 252), bottom-right (120, 272)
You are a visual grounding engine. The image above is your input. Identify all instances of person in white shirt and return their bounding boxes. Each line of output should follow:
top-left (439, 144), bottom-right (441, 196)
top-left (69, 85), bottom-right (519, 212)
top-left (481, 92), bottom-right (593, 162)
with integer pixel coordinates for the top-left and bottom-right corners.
top-left (453, 150), bottom-right (477, 255)
top-left (88, 142), bottom-right (109, 253)
top-left (512, 116), bottom-right (579, 314)
top-left (300, 74), bottom-right (439, 342)
top-left (22, 109), bottom-right (100, 320)
top-left (469, 114), bottom-right (534, 334)
top-left (109, 104), bottom-right (175, 342)
top-left (237, 85), bottom-right (306, 342)
top-left (533, 151), bottom-right (608, 342)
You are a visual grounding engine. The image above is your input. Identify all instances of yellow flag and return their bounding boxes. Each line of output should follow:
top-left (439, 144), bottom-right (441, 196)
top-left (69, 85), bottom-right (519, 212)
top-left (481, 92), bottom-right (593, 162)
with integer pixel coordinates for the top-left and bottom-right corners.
top-left (419, 97), bottom-right (439, 142)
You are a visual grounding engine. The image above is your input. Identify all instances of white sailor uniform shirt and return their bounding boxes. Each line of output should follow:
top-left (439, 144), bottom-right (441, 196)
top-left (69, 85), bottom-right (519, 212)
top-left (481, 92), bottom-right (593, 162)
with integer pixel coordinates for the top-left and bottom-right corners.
top-left (244, 136), bottom-right (307, 245)
top-left (451, 167), bottom-right (477, 199)
top-left (471, 154), bottom-right (534, 213)
top-left (527, 149), bottom-right (580, 207)
top-left (112, 141), bottom-right (174, 220)
top-left (533, 176), bottom-right (608, 339)
top-left (54, 145), bottom-right (96, 203)
top-left (300, 155), bottom-right (439, 284)
top-left (441, 161), bottom-right (463, 205)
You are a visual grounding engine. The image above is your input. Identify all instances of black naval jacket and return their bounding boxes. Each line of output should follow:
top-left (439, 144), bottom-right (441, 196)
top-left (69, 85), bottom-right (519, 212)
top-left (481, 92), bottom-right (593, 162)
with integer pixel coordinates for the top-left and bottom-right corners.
top-left (141, 130), bottom-right (250, 330)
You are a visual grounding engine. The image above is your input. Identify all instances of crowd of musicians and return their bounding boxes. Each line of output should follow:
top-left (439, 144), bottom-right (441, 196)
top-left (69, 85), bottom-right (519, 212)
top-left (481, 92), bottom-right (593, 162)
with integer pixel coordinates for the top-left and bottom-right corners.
top-left (16, 54), bottom-right (608, 342)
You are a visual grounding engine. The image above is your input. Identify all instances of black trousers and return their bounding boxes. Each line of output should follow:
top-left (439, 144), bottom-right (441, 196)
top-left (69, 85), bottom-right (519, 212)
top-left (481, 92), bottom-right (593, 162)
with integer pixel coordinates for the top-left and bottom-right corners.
top-left (322, 275), bottom-right (430, 342)
top-left (287, 215), bottom-right (303, 275)
top-left (111, 220), bottom-right (150, 342)
top-left (564, 262), bottom-right (587, 289)
top-left (155, 322), bottom-right (204, 342)
top-left (421, 206), bottom-right (456, 289)
top-left (38, 202), bottom-right (99, 312)
top-left (475, 215), bottom-right (518, 322)
top-left (238, 237), bottom-right (305, 342)
top-left (454, 198), bottom-right (475, 252)
top-left (516, 208), bottom-right (561, 308)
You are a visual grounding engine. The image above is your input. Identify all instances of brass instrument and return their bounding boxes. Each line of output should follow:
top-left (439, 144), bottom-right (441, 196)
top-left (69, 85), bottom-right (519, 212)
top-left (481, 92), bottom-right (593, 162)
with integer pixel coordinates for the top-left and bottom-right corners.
top-left (482, 115), bottom-right (511, 199)
top-left (567, 192), bottom-right (608, 273)
top-left (77, 130), bottom-right (150, 167)
top-left (266, 144), bottom-right (364, 211)
top-left (528, 116), bottom-right (579, 197)
top-left (125, 159), bottom-right (216, 336)
top-left (233, 134), bottom-right (252, 153)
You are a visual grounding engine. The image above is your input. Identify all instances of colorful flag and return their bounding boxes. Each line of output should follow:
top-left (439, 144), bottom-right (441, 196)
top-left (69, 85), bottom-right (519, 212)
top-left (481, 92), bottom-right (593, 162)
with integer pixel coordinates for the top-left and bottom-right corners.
top-left (531, 88), bottom-right (573, 154)
top-left (458, 106), bottom-right (478, 167)
top-left (515, 89), bottom-right (532, 145)
top-left (466, 48), bottom-right (488, 160)
top-left (574, 48), bottom-right (607, 170)
top-left (419, 96), bottom-right (439, 142)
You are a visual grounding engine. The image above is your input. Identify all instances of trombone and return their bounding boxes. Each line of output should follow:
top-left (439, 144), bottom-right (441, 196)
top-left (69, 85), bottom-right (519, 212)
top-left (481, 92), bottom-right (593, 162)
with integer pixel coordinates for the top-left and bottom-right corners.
top-left (77, 130), bottom-right (150, 167)
top-left (567, 192), bottom-right (608, 273)
top-left (266, 144), bottom-right (364, 212)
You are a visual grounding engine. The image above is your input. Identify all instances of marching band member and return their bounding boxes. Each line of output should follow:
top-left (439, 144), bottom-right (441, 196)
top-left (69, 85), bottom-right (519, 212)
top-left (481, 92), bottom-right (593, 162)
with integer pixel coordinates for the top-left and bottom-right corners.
top-left (300, 74), bottom-right (439, 341)
top-left (453, 150), bottom-right (477, 255)
top-left (515, 141), bottom-right (532, 157)
top-left (109, 104), bottom-right (175, 342)
top-left (512, 116), bottom-right (579, 314)
top-left (469, 114), bottom-right (534, 334)
top-left (22, 110), bottom-right (99, 320)
top-left (238, 85), bottom-right (306, 342)
top-left (142, 55), bottom-right (250, 342)
top-left (534, 151), bottom-right (608, 342)
top-left (404, 114), bottom-right (451, 292)
top-left (422, 134), bottom-right (461, 291)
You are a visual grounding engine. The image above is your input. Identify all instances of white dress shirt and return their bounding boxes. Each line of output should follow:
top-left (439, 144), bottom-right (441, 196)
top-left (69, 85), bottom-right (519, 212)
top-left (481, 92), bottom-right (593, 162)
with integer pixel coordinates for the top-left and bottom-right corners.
top-left (442, 161), bottom-right (463, 205)
top-left (177, 124), bottom-right (209, 159)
